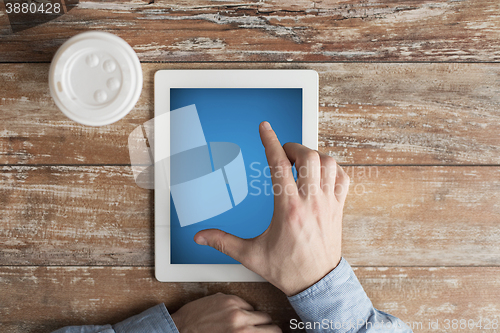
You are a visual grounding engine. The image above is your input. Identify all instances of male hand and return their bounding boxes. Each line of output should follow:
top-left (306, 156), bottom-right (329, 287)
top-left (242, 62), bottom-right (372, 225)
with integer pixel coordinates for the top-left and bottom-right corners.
top-left (171, 293), bottom-right (281, 333)
top-left (194, 121), bottom-right (350, 296)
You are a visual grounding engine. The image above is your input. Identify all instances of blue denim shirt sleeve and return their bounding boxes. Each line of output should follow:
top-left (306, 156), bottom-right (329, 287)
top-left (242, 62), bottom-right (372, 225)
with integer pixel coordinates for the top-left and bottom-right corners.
top-left (288, 258), bottom-right (413, 333)
top-left (52, 259), bottom-right (411, 333)
top-left (51, 303), bottom-right (179, 333)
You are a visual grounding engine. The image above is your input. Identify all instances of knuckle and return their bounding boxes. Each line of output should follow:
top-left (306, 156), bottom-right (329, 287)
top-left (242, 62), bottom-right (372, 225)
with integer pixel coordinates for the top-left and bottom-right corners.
top-left (213, 236), bottom-right (226, 254)
top-left (310, 197), bottom-right (322, 214)
top-left (322, 155), bottom-right (337, 170)
top-left (223, 295), bottom-right (239, 306)
top-left (214, 292), bottom-right (228, 301)
top-left (334, 182), bottom-right (350, 200)
top-left (286, 198), bottom-right (304, 225)
top-left (275, 158), bottom-right (291, 170)
top-left (303, 150), bottom-right (320, 164)
top-left (287, 196), bottom-right (301, 214)
top-left (228, 309), bottom-right (245, 324)
top-left (339, 171), bottom-right (350, 185)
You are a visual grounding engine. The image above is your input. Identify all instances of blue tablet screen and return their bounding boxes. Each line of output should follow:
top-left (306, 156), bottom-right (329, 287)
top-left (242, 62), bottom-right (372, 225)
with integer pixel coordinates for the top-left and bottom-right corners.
top-left (170, 88), bottom-right (302, 264)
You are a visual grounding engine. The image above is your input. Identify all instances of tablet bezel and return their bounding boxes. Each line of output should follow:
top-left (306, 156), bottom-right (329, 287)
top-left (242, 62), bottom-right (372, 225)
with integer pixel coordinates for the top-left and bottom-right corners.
top-left (154, 69), bottom-right (318, 282)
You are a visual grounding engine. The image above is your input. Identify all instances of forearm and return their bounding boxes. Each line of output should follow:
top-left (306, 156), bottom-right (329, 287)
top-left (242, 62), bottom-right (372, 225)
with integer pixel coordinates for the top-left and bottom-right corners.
top-left (288, 258), bottom-right (412, 333)
top-left (51, 304), bottom-right (179, 333)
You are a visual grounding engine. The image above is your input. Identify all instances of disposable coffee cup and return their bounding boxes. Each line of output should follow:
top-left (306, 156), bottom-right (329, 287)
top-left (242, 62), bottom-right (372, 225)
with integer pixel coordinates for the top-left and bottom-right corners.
top-left (49, 31), bottom-right (143, 126)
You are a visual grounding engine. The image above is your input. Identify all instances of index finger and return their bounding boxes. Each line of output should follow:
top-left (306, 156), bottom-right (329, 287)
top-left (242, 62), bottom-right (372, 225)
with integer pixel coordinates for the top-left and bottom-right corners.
top-left (259, 122), bottom-right (297, 194)
top-left (225, 294), bottom-right (255, 311)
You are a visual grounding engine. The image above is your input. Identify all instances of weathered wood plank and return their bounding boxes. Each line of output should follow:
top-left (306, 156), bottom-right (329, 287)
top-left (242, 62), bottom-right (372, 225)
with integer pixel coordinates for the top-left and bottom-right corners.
top-left (1, 62), bottom-right (499, 165)
top-left (0, 166), bottom-right (152, 266)
top-left (1, 165), bottom-right (499, 266)
top-left (1, 0), bottom-right (500, 62)
top-left (342, 166), bottom-right (500, 266)
top-left (0, 63), bottom-right (151, 165)
top-left (317, 62), bottom-right (500, 164)
top-left (1, 266), bottom-right (499, 333)
top-left (0, 266), bottom-right (296, 333)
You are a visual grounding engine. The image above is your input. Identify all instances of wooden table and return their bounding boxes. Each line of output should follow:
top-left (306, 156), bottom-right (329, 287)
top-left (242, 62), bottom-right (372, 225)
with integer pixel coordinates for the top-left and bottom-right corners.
top-left (1, 1), bottom-right (500, 332)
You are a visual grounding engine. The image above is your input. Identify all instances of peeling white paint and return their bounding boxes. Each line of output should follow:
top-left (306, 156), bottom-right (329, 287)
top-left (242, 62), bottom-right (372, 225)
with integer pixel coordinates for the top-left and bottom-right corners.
top-left (170, 37), bottom-right (226, 51)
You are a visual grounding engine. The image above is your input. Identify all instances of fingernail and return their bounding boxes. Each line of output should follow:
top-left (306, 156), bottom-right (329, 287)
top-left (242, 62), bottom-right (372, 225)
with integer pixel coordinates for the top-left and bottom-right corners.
top-left (262, 121), bottom-right (272, 131)
top-left (195, 236), bottom-right (208, 246)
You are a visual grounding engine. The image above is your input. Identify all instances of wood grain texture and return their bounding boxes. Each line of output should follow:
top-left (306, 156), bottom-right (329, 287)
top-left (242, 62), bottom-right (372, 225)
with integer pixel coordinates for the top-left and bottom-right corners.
top-left (1, 165), bottom-right (499, 266)
top-left (0, 166), bottom-right (152, 266)
top-left (1, 266), bottom-right (499, 333)
top-left (1, 62), bottom-right (499, 165)
top-left (0, 266), bottom-right (295, 333)
top-left (2, 0), bottom-right (499, 331)
top-left (1, 0), bottom-right (500, 62)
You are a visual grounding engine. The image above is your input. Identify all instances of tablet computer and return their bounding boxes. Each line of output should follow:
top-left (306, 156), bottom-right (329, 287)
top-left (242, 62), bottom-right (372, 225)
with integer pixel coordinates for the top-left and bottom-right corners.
top-left (154, 70), bottom-right (318, 282)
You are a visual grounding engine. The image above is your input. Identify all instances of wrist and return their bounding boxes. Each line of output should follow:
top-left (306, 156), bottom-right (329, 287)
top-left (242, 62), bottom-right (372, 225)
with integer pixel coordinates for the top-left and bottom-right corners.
top-left (282, 255), bottom-right (342, 297)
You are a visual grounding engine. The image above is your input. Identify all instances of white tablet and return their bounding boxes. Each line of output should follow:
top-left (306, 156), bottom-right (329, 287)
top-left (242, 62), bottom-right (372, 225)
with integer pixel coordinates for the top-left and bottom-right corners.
top-left (154, 70), bottom-right (318, 282)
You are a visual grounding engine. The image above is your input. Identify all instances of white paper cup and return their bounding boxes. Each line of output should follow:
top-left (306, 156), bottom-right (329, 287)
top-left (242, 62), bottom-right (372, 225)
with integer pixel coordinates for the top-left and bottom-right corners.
top-left (49, 31), bottom-right (143, 126)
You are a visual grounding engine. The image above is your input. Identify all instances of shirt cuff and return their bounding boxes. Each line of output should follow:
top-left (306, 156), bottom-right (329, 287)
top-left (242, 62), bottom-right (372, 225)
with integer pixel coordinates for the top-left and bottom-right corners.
top-left (287, 257), bottom-right (374, 331)
top-left (113, 304), bottom-right (180, 333)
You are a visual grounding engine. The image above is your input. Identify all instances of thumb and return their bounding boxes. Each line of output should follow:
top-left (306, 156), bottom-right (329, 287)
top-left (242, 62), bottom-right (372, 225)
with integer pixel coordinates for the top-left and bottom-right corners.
top-left (194, 229), bottom-right (249, 263)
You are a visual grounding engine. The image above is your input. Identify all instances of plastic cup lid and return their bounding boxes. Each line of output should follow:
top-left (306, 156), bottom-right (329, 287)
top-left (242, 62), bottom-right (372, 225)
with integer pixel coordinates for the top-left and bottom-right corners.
top-left (49, 31), bottom-right (143, 126)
